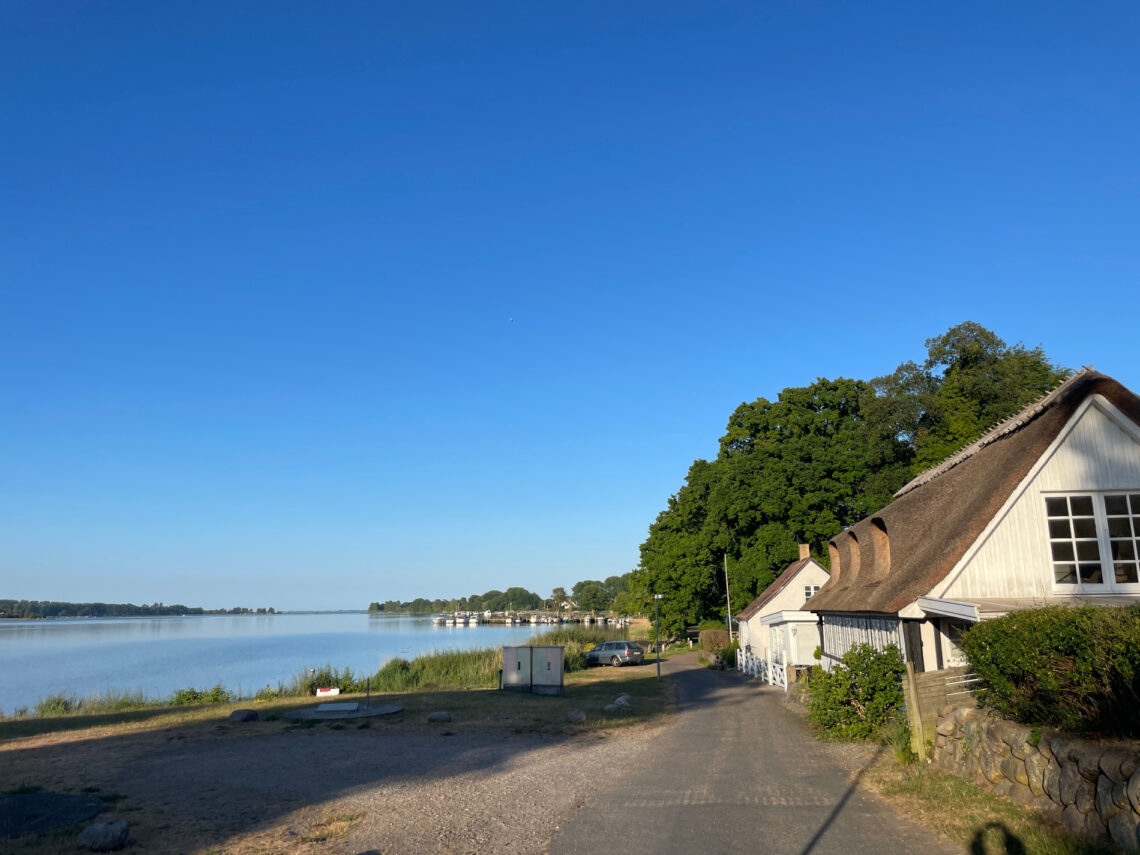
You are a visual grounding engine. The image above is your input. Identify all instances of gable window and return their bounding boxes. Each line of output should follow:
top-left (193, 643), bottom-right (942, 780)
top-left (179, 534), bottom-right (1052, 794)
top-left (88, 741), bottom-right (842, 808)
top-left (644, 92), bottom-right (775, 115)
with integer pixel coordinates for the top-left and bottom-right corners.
top-left (803, 585), bottom-right (821, 601)
top-left (1046, 493), bottom-right (1140, 590)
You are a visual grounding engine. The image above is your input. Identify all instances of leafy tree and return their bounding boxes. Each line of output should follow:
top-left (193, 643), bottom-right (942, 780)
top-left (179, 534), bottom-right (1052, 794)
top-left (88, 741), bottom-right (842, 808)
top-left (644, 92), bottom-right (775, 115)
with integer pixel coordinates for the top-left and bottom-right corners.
top-left (550, 587), bottom-right (569, 612)
top-left (872, 322), bottom-right (1066, 472)
top-left (574, 581), bottom-right (610, 612)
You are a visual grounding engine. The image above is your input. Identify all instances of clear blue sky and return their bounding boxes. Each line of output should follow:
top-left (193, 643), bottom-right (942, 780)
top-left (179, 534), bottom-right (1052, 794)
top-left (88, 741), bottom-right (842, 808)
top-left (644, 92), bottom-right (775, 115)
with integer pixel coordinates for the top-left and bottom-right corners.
top-left (2, 2), bottom-right (1138, 611)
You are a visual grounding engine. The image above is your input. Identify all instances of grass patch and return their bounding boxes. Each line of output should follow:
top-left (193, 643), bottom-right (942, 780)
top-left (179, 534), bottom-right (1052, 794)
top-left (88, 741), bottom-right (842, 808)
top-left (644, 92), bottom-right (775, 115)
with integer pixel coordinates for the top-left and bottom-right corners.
top-left (862, 764), bottom-right (1115, 855)
top-left (302, 813), bottom-right (361, 843)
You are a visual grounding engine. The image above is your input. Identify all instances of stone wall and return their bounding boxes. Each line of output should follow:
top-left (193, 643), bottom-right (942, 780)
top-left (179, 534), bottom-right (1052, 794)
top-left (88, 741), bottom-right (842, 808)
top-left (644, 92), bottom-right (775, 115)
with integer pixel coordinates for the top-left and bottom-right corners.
top-left (933, 705), bottom-right (1140, 851)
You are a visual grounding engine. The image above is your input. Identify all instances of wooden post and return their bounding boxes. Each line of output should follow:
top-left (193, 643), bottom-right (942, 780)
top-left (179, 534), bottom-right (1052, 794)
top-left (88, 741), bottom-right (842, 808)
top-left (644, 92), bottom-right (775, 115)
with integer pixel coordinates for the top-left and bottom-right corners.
top-left (904, 661), bottom-right (927, 761)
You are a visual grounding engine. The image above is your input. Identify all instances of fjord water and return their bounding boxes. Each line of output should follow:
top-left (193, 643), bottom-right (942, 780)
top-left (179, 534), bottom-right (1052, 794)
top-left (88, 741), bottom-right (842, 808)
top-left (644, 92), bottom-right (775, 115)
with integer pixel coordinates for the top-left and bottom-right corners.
top-left (0, 612), bottom-right (539, 715)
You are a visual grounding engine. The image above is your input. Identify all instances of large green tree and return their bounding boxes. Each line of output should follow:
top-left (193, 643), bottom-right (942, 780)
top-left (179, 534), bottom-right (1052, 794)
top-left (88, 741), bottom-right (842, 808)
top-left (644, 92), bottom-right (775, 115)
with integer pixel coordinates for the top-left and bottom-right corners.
top-left (635, 322), bottom-right (1065, 638)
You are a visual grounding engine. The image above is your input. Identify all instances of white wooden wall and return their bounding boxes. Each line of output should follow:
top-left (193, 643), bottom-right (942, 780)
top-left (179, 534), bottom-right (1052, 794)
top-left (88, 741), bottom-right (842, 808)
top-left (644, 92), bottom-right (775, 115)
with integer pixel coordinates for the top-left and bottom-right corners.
top-left (936, 397), bottom-right (1140, 600)
top-left (820, 615), bottom-right (902, 666)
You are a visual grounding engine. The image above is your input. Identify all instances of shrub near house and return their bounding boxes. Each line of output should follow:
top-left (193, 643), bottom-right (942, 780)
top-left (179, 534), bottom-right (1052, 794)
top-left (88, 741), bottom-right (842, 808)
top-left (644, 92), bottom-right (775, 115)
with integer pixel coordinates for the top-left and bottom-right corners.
top-left (807, 643), bottom-right (906, 741)
top-left (960, 604), bottom-right (1140, 738)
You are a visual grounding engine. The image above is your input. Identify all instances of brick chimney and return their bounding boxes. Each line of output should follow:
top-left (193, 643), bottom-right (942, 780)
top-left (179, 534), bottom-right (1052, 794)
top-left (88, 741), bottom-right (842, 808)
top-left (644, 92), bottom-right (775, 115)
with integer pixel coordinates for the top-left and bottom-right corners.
top-left (798, 544), bottom-right (810, 560)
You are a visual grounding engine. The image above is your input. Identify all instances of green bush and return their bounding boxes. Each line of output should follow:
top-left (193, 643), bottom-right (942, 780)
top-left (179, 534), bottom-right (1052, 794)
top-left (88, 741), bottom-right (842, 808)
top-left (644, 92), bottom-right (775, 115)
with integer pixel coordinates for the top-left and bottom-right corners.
top-left (170, 684), bottom-right (235, 706)
top-left (807, 643), bottom-right (906, 741)
top-left (960, 605), bottom-right (1140, 737)
top-left (716, 640), bottom-right (739, 668)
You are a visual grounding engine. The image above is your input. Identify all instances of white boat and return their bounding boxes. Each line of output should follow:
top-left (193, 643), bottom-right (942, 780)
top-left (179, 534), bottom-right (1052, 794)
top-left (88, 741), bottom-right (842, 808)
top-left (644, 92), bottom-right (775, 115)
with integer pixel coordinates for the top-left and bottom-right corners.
top-left (432, 615), bottom-right (446, 626)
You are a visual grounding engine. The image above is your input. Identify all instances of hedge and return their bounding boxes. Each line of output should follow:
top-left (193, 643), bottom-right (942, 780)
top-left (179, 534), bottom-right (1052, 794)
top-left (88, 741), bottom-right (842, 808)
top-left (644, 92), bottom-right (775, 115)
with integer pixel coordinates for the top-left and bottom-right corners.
top-left (959, 604), bottom-right (1140, 737)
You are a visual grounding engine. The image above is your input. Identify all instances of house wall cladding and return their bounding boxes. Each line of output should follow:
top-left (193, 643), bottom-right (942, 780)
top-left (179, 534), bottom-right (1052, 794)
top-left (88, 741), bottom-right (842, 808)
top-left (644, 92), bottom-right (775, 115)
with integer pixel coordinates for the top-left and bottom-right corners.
top-left (934, 705), bottom-right (1140, 851)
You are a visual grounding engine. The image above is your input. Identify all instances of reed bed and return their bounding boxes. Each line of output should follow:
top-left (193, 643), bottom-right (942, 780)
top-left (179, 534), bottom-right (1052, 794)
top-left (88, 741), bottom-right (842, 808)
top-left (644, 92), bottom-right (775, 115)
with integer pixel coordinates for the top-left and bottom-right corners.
top-left (5, 624), bottom-right (647, 720)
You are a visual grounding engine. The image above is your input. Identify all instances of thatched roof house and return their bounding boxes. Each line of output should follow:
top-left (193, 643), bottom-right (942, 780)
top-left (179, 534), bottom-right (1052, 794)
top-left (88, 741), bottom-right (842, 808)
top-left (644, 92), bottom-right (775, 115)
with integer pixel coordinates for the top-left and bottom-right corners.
top-left (807, 369), bottom-right (1140, 671)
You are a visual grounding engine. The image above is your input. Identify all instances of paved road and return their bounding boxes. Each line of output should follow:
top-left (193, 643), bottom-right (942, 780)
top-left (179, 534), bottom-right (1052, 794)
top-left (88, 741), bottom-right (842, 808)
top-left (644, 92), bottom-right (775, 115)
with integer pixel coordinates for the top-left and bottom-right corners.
top-left (550, 654), bottom-right (959, 855)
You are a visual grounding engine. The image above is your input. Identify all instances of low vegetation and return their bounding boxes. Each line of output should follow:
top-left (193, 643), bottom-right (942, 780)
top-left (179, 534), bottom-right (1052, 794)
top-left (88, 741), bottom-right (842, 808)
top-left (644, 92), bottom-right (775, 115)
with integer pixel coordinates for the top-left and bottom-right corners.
top-left (863, 764), bottom-right (1115, 855)
top-left (2, 627), bottom-right (653, 723)
top-left (961, 604), bottom-right (1140, 737)
top-left (806, 643), bottom-right (906, 741)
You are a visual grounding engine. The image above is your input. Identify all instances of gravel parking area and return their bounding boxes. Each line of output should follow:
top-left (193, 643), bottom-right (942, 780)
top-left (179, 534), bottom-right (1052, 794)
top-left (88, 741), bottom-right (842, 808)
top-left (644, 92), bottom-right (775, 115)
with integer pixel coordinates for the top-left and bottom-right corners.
top-left (0, 700), bottom-right (665, 853)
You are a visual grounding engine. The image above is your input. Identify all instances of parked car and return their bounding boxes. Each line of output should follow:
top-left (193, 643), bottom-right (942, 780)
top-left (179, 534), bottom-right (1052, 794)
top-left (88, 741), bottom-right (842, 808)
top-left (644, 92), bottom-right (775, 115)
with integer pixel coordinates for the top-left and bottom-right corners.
top-left (585, 640), bottom-right (645, 667)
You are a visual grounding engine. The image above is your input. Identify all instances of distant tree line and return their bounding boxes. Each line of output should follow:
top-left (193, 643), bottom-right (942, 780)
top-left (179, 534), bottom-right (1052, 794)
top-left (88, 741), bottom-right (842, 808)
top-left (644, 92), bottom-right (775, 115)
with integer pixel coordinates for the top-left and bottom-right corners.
top-left (0, 600), bottom-right (276, 619)
top-left (631, 322), bottom-right (1067, 637)
top-left (368, 573), bottom-right (638, 616)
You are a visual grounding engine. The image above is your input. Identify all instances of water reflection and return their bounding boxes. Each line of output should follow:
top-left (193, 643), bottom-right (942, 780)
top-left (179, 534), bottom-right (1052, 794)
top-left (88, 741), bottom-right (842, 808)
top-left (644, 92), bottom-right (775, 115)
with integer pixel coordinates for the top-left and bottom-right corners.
top-left (0, 613), bottom-right (537, 714)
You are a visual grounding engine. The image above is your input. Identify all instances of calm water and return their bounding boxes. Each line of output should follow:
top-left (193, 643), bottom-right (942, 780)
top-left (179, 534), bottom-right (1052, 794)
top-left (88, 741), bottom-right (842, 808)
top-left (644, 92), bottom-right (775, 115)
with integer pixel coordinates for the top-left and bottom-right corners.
top-left (0, 612), bottom-right (540, 715)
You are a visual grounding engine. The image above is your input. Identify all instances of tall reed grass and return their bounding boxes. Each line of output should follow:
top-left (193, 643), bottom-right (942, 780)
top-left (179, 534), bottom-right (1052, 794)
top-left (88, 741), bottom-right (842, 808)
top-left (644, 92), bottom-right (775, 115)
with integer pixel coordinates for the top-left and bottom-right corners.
top-left (5, 625), bottom-right (647, 720)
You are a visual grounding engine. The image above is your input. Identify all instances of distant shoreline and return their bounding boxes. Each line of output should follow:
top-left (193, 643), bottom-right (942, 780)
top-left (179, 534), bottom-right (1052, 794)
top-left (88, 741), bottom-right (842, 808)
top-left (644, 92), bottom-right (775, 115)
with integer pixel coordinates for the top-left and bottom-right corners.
top-left (0, 608), bottom-right (368, 621)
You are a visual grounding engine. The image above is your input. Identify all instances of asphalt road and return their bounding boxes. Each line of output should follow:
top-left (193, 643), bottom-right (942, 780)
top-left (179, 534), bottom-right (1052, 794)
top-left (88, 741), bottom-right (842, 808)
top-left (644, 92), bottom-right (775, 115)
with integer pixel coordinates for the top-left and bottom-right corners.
top-left (550, 653), bottom-right (959, 855)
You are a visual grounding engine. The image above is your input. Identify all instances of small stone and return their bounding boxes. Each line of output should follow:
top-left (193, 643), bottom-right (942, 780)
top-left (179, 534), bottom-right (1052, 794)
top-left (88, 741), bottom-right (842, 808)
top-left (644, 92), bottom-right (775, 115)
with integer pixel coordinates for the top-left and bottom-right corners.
top-left (603, 703), bottom-right (620, 712)
top-left (1044, 762), bottom-right (1061, 802)
top-left (613, 696), bottom-right (631, 707)
top-left (937, 704), bottom-right (954, 718)
top-left (980, 748), bottom-right (1006, 785)
top-left (1061, 804), bottom-right (1084, 832)
top-left (1006, 781), bottom-right (1039, 809)
top-left (935, 718), bottom-right (957, 737)
top-left (1024, 752), bottom-right (1049, 797)
top-left (228, 709), bottom-right (258, 722)
top-left (616, 693), bottom-right (632, 702)
top-left (1108, 810), bottom-right (1140, 852)
top-left (1113, 782), bottom-right (1131, 810)
top-left (1075, 779), bottom-right (1096, 814)
top-left (1075, 742), bottom-right (1106, 781)
top-left (1122, 756), bottom-right (1138, 780)
top-left (1128, 768), bottom-right (1140, 812)
top-left (1001, 755), bottom-right (1030, 786)
top-left (1037, 733), bottom-right (1056, 763)
top-left (1084, 809), bottom-right (1109, 843)
top-left (426, 711), bottom-right (452, 723)
top-left (993, 780), bottom-right (1013, 798)
top-left (566, 710), bottom-right (586, 724)
top-left (77, 820), bottom-right (129, 852)
top-left (1102, 750), bottom-right (1137, 784)
top-left (1060, 763), bottom-right (1082, 806)
top-left (1097, 775), bottom-right (1122, 822)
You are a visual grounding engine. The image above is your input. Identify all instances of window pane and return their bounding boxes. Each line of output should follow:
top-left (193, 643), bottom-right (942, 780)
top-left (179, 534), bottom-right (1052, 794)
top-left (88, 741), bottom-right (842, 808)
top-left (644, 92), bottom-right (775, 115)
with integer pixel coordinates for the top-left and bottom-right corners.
top-left (1070, 496), bottom-right (1095, 516)
top-left (1130, 494), bottom-right (1140, 514)
top-left (1073, 518), bottom-right (1098, 538)
top-left (1048, 519), bottom-right (1071, 538)
top-left (1080, 563), bottom-right (1103, 583)
top-left (1076, 541), bottom-right (1102, 562)
top-left (1045, 497), bottom-right (1069, 517)
top-left (1112, 540), bottom-right (1137, 561)
top-left (1055, 564), bottom-right (1077, 584)
top-left (1051, 542), bottom-right (1075, 562)
top-left (1105, 495), bottom-right (1129, 515)
top-left (1108, 517), bottom-right (1132, 538)
top-left (1115, 563), bottom-right (1139, 583)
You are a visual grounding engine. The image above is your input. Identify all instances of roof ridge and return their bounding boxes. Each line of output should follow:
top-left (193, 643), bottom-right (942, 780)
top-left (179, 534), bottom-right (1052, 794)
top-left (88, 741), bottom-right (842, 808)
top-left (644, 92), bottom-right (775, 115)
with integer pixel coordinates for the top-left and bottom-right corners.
top-left (892, 366), bottom-right (1093, 498)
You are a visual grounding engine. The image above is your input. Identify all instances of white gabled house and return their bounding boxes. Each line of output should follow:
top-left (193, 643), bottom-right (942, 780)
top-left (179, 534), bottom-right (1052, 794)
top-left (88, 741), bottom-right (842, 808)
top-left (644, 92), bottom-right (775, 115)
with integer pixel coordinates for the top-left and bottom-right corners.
top-left (736, 544), bottom-right (829, 687)
top-left (807, 369), bottom-right (1140, 672)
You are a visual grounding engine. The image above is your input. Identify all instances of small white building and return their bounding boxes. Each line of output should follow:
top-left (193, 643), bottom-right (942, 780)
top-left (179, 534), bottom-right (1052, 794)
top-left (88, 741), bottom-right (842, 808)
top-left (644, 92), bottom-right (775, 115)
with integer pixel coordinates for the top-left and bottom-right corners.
top-left (736, 544), bottom-right (829, 687)
top-left (808, 369), bottom-right (1140, 672)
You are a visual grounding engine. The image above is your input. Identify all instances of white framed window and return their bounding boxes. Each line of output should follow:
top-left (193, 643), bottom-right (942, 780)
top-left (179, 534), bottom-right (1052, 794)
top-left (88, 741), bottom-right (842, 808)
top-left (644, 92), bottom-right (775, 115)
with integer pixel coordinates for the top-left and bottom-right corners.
top-left (803, 585), bottom-right (821, 601)
top-left (1045, 492), bottom-right (1140, 592)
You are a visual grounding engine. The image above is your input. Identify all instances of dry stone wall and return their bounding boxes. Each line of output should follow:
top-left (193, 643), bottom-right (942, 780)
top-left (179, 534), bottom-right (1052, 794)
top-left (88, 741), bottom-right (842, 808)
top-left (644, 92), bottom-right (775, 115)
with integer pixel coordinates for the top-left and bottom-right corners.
top-left (933, 705), bottom-right (1140, 851)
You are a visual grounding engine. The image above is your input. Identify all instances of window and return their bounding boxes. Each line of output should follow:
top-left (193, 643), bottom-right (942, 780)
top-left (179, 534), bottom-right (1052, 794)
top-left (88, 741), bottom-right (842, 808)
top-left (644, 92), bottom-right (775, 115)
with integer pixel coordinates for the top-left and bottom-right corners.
top-left (1046, 493), bottom-right (1140, 590)
top-left (803, 585), bottom-right (821, 601)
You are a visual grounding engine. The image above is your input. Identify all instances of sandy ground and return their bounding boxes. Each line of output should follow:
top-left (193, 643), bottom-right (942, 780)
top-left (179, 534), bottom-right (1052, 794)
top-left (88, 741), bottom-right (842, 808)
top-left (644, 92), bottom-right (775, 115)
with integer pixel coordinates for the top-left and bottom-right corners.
top-left (0, 707), bottom-right (665, 854)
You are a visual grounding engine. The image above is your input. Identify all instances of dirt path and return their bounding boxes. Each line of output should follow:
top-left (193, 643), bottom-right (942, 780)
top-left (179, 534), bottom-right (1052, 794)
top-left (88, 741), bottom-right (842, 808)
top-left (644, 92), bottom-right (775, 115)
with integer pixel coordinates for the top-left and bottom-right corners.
top-left (1, 693), bottom-right (666, 853)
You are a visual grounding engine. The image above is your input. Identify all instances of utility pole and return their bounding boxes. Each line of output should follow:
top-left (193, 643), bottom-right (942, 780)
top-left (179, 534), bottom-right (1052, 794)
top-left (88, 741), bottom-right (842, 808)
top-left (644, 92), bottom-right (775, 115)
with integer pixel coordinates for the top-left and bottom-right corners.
top-left (653, 594), bottom-right (664, 680)
top-left (725, 554), bottom-right (733, 642)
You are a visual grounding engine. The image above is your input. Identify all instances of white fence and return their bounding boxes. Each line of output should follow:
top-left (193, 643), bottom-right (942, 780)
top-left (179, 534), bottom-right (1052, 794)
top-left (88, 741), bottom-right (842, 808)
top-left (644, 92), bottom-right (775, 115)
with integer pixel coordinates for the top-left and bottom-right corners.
top-left (739, 651), bottom-right (787, 688)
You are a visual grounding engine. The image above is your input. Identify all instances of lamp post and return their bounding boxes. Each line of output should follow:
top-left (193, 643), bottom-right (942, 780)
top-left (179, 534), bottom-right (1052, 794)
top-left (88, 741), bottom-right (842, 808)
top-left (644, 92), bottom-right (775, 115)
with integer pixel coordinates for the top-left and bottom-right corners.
top-left (653, 594), bottom-right (664, 680)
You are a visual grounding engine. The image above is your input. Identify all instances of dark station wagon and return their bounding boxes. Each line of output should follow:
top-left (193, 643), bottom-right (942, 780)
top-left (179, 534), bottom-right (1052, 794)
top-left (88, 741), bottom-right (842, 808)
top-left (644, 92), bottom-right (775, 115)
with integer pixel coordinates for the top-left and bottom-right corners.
top-left (585, 640), bottom-right (645, 667)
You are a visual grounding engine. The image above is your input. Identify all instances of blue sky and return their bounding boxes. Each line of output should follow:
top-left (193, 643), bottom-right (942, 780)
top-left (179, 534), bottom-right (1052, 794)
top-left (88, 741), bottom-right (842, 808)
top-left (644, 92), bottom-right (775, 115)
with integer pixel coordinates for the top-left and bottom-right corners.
top-left (2, 2), bottom-right (1138, 611)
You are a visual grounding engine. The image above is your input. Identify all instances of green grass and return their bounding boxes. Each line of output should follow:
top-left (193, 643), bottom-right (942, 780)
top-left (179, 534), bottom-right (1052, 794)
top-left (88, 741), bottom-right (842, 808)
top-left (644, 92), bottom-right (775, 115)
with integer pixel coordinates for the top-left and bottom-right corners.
top-left (864, 764), bottom-right (1117, 855)
top-left (1, 625), bottom-right (670, 727)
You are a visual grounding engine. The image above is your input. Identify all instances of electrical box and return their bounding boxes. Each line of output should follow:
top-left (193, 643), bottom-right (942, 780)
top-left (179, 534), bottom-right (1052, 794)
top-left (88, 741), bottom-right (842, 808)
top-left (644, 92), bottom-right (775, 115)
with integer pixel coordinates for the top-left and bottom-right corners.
top-left (502, 645), bottom-right (564, 696)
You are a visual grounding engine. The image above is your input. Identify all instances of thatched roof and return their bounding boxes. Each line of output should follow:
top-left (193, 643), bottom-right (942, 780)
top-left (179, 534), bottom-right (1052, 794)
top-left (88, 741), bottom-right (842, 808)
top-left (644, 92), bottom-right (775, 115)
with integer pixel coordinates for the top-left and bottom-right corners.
top-left (806, 370), bottom-right (1140, 616)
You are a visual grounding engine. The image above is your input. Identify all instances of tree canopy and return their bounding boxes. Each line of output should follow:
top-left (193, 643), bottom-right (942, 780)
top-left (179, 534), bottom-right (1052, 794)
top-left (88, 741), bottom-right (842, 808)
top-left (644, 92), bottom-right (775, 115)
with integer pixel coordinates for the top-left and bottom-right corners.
top-left (634, 322), bottom-right (1065, 637)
